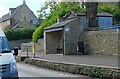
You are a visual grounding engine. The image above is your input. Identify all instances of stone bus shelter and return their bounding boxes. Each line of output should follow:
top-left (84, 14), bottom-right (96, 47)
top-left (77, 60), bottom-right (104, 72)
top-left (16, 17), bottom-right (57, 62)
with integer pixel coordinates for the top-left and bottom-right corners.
top-left (44, 15), bottom-right (84, 55)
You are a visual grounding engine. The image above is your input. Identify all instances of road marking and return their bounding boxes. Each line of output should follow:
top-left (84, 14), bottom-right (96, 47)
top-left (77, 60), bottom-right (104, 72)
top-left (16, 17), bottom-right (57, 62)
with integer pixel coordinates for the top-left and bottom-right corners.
top-left (42, 70), bottom-right (46, 72)
top-left (59, 74), bottom-right (64, 76)
top-left (64, 75), bottom-right (69, 77)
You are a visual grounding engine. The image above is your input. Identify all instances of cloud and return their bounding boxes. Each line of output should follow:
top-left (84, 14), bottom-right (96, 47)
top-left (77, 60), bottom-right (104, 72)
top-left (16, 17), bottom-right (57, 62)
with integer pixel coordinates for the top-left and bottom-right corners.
top-left (0, 3), bottom-right (4, 11)
top-left (4, 0), bottom-right (21, 3)
top-left (0, 3), bottom-right (5, 17)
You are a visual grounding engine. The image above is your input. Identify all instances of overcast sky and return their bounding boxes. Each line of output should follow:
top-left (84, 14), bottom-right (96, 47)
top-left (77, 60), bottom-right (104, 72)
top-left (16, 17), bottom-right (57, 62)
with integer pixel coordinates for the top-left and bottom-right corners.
top-left (0, 0), bottom-right (47, 17)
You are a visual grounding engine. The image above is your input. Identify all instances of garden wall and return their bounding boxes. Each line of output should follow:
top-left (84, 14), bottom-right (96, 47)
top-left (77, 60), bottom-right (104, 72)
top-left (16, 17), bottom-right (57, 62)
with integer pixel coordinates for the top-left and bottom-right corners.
top-left (79, 29), bottom-right (119, 56)
top-left (8, 39), bottom-right (31, 50)
top-left (21, 38), bottom-right (44, 53)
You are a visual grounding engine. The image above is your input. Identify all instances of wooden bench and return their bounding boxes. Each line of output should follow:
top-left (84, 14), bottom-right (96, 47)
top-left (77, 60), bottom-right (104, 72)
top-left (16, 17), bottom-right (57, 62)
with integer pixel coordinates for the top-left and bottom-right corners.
top-left (56, 48), bottom-right (63, 54)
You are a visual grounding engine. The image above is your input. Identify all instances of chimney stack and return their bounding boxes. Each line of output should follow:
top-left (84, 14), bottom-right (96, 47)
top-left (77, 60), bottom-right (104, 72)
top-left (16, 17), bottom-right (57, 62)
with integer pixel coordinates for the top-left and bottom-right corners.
top-left (57, 17), bottom-right (64, 22)
top-left (23, 0), bottom-right (26, 4)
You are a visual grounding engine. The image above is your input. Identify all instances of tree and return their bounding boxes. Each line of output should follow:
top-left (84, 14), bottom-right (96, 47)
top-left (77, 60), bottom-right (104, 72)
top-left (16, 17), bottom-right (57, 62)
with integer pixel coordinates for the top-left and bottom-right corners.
top-left (33, 2), bottom-right (84, 42)
top-left (37, 1), bottom-right (57, 19)
top-left (98, 3), bottom-right (120, 24)
top-left (118, 1), bottom-right (120, 7)
top-left (84, 2), bottom-right (99, 28)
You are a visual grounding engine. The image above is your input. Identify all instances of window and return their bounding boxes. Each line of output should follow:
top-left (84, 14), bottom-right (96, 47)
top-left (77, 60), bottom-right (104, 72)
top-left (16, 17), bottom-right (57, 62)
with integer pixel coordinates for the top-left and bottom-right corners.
top-left (0, 37), bottom-right (10, 53)
top-left (29, 20), bottom-right (34, 24)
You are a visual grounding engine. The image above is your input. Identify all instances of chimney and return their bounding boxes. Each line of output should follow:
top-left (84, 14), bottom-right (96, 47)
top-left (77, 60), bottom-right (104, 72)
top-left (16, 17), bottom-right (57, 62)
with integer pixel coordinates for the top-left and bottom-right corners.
top-left (23, 0), bottom-right (26, 4)
top-left (57, 17), bottom-right (64, 22)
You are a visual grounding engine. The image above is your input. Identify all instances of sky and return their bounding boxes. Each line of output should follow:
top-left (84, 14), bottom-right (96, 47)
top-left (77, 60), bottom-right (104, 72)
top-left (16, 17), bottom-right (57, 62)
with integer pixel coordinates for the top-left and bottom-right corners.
top-left (0, 0), bottom-right (47, 18)
top-left (0, 0), bottom-right (119, 18)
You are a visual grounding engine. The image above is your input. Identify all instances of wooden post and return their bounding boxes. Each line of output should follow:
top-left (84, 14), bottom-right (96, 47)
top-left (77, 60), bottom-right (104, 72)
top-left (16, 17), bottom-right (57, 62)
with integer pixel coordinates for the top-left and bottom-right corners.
top-left (32, 44), bottom-right (35, 58)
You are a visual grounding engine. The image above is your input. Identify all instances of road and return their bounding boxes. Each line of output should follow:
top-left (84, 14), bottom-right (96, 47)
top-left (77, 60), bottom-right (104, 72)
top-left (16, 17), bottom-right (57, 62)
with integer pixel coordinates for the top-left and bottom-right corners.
top-left (17, 63), bottom-right (100, 79)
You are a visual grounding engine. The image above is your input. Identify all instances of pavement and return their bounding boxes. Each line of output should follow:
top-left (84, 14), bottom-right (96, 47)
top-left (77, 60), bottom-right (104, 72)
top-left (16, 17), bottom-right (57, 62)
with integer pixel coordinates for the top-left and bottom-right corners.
top-left (18, 50), bottom-right (119, 68)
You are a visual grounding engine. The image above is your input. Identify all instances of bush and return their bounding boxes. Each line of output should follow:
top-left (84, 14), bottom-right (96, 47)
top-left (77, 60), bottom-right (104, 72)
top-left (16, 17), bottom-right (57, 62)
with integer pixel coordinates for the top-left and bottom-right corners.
top-left (23, 58), bottom-right (119, 79)
top-left (5, 28), bottom-right (35, 41)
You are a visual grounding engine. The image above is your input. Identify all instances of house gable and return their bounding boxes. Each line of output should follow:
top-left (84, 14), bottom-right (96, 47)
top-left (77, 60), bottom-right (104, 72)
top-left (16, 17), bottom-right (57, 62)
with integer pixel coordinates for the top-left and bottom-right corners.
top-left (0, 1), bottom-right (39, 29)
top-left (11, 4), bottom-right (38, 28)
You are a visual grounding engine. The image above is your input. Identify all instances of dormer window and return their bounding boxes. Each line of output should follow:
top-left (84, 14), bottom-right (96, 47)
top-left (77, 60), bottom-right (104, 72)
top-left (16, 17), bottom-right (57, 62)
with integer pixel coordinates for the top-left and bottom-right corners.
top-left (9, 8), bottom-right (16, 15)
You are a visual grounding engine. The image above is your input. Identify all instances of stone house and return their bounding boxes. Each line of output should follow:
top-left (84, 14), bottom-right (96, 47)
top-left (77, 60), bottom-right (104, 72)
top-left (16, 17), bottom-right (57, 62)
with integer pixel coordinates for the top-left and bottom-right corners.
top-left (0, 0), bottom-right (40, 30)
top-left (44, 12), bottom-right (119, 56)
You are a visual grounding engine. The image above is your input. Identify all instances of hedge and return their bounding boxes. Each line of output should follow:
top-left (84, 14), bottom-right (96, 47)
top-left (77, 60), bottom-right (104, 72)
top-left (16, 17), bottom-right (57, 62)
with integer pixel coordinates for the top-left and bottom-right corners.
top-left (5, 28), bottom-right (35, 41)
top-left (22, 58), bottom-right (119, 79)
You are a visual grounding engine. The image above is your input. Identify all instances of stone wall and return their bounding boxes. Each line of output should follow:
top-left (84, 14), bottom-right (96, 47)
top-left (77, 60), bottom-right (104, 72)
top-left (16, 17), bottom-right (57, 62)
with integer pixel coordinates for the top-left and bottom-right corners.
top-left (79, 29), bottom-right (119, 56)
top-left (35, 38), bottom-right (44, 53)
top-left (21, 38), bottom-right (44, 53)
top-left (8, 39), bottom-right (31, 50)
top-left (64, 17), bottom-right (83, 55)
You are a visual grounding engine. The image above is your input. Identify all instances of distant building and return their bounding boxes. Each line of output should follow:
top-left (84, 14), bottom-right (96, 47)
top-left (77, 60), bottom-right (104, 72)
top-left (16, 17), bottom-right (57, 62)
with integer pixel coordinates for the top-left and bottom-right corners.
top-left (0, 0), bottom-right (40, 30)
top-left (80, 12), bottom-right (113, 31)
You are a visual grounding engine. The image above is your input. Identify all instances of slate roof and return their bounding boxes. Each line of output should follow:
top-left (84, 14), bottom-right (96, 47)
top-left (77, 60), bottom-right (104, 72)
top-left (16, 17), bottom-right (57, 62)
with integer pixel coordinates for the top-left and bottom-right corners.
top-left (44, 12), bottom-right (112, 31)
top-left (44, 18), bottom-right (77, 30)
top-left (0, 4), bottom-right (23, 22)
top-left (11, 5), bottom-right (23, 16)
top-left (0, 13), bottom-right (11, 22)
top-left (67, 14), bottom-right (77, 20)
top-left (97, 12), bottom-right (113, 17)
top-left (76, 12), bottom-right (113, 17)
top-left (66, 12), bottom-right (112, 20)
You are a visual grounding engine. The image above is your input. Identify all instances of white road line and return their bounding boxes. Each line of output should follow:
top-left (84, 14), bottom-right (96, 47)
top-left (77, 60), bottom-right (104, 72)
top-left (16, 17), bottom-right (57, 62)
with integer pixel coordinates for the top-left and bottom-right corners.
top-left (59, 74), bottom-right (64, 76)
top-left (64, 75), bottom-right (69, 77)
top-left (42, 70), bottom-right (46, 72)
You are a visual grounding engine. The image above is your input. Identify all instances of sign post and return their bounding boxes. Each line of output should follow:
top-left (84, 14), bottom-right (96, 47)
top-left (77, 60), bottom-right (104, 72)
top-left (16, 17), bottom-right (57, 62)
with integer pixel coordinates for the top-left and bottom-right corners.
top-left (25, 44), bottom-right (32, 58)
top-left (32, 44), bottom-right (35, 58)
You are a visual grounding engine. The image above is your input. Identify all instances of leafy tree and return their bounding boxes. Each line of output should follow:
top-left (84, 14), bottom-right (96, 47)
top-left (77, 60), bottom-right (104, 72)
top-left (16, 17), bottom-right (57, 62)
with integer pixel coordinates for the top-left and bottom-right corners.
top-left (33, 2), bottom-right (120, 42)
top-left (37, 1), bottom-right (58, 19)
top-left (98, 3), bottom-right (120, 24)
top-left (118, 1), bottom-right (120, 7)
top-left (33, 2), bottom-right (84, 42)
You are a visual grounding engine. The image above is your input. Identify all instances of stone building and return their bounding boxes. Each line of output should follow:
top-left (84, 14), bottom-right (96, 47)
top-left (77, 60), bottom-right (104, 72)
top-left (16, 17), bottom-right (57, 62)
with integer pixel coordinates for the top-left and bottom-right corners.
top-left (44, 14), bottom-right (83, 55)
top-left (44, 12), bottom-right (119, 56)
top-left (0, 0), bottom-right (40, 30)
top-left (81, 12), bottom-right (113, 31)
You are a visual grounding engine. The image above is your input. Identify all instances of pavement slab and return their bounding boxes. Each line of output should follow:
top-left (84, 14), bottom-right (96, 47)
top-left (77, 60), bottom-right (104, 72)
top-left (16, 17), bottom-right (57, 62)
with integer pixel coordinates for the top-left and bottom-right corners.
top-left (18, 50), bottom-right (119, 68)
